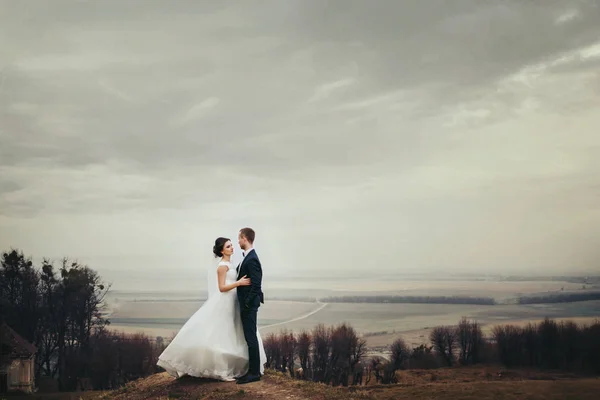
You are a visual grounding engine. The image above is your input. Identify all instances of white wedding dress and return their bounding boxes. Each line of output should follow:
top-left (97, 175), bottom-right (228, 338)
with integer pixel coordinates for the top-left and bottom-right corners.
top-left (156, 259), bottom-right (266, 381)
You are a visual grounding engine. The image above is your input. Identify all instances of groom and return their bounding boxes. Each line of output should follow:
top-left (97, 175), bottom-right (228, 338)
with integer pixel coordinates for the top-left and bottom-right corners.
top-left (236, 227), bottom-right (264, 384)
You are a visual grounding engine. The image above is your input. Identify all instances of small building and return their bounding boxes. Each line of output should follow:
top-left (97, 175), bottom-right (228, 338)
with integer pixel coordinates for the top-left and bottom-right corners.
top-left (0, 322), bottom-right (37, 394)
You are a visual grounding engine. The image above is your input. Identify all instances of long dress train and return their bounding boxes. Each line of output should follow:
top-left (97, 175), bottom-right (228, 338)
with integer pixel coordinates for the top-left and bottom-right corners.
top-left (156, 260), bottom-right (266, 380)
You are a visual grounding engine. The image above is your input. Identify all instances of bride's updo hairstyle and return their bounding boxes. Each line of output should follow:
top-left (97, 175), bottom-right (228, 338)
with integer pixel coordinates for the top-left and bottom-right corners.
top-left (213, 237), bottom-right (230, 258)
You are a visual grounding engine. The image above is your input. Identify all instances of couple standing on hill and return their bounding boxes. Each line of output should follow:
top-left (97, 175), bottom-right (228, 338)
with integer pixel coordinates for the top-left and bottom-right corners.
top-left (157, 227), bottom-right (266, 385)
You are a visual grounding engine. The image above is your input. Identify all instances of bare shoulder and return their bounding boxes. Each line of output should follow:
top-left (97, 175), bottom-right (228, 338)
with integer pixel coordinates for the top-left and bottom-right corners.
top-left (217, 264), bottom-right (229, 272)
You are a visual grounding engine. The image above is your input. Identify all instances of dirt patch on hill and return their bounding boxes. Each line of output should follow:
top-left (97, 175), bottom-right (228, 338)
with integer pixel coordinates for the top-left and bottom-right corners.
top-left (100, 371), bottom-right (371, 400)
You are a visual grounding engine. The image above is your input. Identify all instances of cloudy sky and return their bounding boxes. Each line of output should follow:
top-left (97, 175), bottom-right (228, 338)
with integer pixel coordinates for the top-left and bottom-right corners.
top-left (1, 0), bottom-right (599, 289)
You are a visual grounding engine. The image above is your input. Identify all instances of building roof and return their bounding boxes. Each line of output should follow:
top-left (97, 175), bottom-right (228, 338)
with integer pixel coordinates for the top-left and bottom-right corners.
top-left (0, 322), bottom-right (37, 358)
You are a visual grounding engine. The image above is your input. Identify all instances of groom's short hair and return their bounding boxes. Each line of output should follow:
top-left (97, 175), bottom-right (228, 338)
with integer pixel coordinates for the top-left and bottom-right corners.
top-left (240, 227), bottom-right (255, 243)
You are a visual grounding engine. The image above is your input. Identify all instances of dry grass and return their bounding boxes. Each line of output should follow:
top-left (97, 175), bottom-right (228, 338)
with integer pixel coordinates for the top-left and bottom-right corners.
top-left (365, 380), bottom-right (600, 400)
top-left (357, 367), bottom-right (600, 399)
top-left (85, 367), bottom-right (600, 400)
top-left (1, 391), bottom-right (107, 399)
top-left (96, 370), bottom-right (370, 400)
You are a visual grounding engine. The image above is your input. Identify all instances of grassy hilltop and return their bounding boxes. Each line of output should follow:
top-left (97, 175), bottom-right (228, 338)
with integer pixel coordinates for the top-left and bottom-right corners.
top-left (31, 367), bottom-right (597, 400)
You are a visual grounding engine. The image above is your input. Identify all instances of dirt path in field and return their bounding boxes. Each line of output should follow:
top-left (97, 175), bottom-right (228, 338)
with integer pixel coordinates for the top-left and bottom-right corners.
top-left (259, 300), bottom-right (328, 330)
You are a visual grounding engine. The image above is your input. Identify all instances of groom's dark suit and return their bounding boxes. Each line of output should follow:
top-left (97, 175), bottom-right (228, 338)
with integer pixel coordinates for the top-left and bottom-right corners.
top-left (236, 248), bottom-right (264, 378)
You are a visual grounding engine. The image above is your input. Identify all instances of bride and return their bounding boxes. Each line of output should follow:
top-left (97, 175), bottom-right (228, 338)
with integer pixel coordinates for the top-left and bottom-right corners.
top-left (156, 237), bottom-right (267, 381)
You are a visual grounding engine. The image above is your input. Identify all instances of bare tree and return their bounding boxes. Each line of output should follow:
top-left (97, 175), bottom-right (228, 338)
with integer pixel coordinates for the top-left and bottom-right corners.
top-left (408, 344), bottom-right (437, 369)
top-left (0, 249), bottom-right (40, 343)
top-left (381, 362), bottom-right (398, 384)
top-left (457, 317), bottom-right (484, 365)
top-left (297, 330), bottom-right (311, 380)
top-left (311, 324), bottom-right (330, 383)
top-left (522, 322), bottom-right (538, 366)
top-left (370, 357), bottom-right (383, 383)
top-left (537, 318), bottom-right (560, 369)
top-left (558, 320), bottom-right (579, 370)
top-left (430, 326), bottom-right (457, 366)
top-left (279, 330), bottom-right (296, 377)
top-left (364, 360), bottom-right (374, 385)
top-left (326, 323), bottom-right (366, 386)
top-left (581, 320), bottom-right (600, 374)
top-left (56, 258), bottom-right (110, 390)
top-left (263, 332), bottom-right (280, 370)
top-left (390, 337), bottom-right (410, 370)
top-left (37, 259), bottom-right (60, 378)
top-left (352, 360), bottom-right (365, 385)
top-left (492, 324), bottom-right (523, 368)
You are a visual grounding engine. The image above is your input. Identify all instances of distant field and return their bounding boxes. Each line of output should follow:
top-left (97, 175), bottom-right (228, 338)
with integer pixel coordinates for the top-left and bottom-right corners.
top-left (264, 278), bottom-right (587, 299)
top-left (262, 301), bottom-right (600, 334)
top-left (104, 278), bottom-right (600, 344)
top-left (107, 299), bottom-right (600, 346)
top-left (259, 302), bottom-right (492, 335)
top-left (109, 299), bottom-right (317, 320)
top-left (104, 278), bottom-right (589, 304)
top-left (107, 300), bottom-right (320, 338)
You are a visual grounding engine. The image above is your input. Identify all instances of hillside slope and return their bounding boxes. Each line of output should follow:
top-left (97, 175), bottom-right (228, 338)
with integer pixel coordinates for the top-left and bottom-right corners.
top-left (96, 368), bottom-right (600, 400)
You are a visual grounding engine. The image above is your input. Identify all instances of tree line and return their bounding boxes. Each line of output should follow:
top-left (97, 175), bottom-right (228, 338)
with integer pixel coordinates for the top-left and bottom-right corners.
top-left (262, 318), bottom-right (487, 385)
top-left (492, 318), bottom-right (600, 373)
top-left (322, 292), bottom-right (600, 305)
top-left (321, 295), bottom-right (496, 305)
top-left (263, 316), bottom-right (600, 386)
top-left (0, 249), bottom-right (166, 392)
top-left (263, 324), bottom-right (366, 386)
top-left (517, 292), bottom-right (600, 304)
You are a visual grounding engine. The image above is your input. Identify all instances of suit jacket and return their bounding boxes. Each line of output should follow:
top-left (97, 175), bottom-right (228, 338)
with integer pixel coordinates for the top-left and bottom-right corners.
top-left (236, 249), bottom-right (264, 310)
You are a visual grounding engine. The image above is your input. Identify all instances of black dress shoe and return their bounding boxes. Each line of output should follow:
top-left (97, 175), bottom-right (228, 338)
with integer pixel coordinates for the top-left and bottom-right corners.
top-left (236, 374), bottom-right (261, 384)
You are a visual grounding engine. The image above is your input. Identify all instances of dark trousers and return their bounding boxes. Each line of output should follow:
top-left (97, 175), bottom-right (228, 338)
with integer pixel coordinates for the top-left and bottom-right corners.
top-left (240, 308), bottom-right (260, 375)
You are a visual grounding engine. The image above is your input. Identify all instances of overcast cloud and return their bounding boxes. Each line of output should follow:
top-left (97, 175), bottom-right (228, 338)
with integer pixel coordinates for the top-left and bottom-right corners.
top-left (1, 0), bottom-right (600, 289)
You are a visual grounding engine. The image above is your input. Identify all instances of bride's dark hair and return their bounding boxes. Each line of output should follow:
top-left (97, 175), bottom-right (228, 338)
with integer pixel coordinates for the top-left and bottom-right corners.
top-left (213, 237), bottom-right (230, 258)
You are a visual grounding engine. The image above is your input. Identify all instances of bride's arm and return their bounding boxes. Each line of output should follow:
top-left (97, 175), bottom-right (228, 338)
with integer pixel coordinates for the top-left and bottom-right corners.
top-left (217, 266), bottom-right (249, 292)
